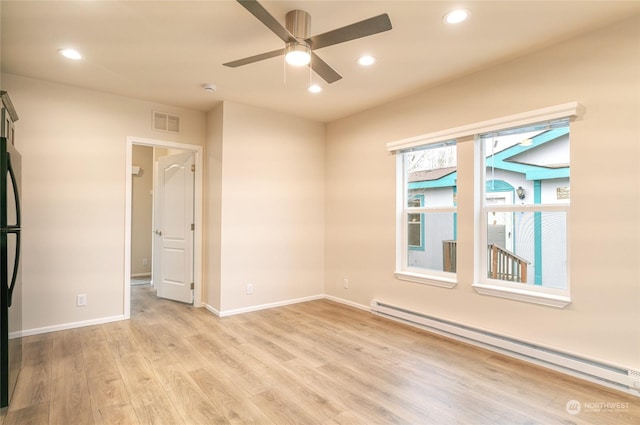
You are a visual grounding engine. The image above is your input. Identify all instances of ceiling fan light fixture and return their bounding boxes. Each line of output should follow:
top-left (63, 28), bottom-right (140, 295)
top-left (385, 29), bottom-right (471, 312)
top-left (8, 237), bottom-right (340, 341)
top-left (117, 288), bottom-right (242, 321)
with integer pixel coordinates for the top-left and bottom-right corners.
top-left (285, 42), bottom-right (311, 67)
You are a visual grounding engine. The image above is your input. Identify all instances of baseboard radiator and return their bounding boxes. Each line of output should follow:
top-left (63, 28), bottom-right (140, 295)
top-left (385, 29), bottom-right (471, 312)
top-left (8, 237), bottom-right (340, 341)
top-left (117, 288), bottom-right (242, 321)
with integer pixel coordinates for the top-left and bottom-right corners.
top-left (370, 299), bottom-right (640, 396)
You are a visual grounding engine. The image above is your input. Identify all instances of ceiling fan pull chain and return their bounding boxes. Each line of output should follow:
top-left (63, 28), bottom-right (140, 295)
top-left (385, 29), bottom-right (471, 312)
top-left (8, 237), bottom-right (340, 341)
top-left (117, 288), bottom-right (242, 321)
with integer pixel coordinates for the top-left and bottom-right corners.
top-left (283, 55), bottom-right (287, 85)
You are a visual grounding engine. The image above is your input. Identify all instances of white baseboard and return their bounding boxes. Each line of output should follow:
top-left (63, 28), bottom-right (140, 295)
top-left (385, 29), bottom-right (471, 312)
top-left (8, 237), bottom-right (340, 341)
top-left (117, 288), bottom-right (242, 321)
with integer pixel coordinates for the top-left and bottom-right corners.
top-left (202, 302), bottom-right (221, 317)
top-left (202, 294), bottom-right (367, 318)
top-left (212, 294), bottom-right (325, 317)
top-left (17, 314), bottom-right (126, 338)
top-left (323, 294), bottom-right (370, 312)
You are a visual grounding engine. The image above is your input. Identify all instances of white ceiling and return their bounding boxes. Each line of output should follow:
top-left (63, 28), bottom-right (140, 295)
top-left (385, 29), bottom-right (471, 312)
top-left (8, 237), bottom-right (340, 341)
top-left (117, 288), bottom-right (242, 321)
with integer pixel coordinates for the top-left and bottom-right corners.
top-left (2, 1), bottom-right (639, 123)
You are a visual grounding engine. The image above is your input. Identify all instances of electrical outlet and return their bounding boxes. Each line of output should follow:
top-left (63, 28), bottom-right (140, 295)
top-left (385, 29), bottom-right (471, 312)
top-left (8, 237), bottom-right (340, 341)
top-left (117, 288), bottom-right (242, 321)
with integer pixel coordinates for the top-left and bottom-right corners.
top-left (142, 258), bottom-right (148, 266)
top-left (76, 294), bottom-right (87, 306)
top-left (246, 284), bottom-right (253, 295)
top-left (343, 278), bottom-right (349, 289)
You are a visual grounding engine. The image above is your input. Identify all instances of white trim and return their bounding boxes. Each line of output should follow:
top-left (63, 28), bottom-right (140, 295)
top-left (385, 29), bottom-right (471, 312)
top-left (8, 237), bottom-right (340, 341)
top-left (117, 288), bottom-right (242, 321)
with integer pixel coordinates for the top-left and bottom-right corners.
top-left (18, 315), bottom-right (126, 338)
top-left (125, 136), bottom-right (204, 320)
top-left (386, 101), bottom-right (580, 153)
top-left (394, 148), bottom-right (458, 288)
top-left (124, 141), bottom-right (132, 318)
top-left (202, 302), bottom-right (221, 317)
top-left (394, 271), bottom-right (457, 288)
top-left (214, 294), bottom-right (325, 317)
top-left (204, 295), bottom-right (369, 317)
top-left (482, 203), bottom-right (569, 213)
top-left (477, 121), bottom-right (571, 306)
top-left (324, 295), bottom-right (370, 312)
top-left (472, 282), bottom-right (571, 308)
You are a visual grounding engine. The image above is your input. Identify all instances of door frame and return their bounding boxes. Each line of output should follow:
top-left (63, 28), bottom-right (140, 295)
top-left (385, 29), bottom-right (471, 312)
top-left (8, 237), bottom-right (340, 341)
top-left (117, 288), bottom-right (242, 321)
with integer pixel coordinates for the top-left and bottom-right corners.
top-left (124, 136), bottom-right (203, 319)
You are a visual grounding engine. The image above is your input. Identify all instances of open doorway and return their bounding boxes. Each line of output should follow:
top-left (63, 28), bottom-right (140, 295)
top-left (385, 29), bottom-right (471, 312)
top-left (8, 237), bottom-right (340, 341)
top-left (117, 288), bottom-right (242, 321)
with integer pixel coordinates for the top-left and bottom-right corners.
top-left (124, 137), bottom-right (203, 319)
top-left (131, 145), bottom-right (153, 285)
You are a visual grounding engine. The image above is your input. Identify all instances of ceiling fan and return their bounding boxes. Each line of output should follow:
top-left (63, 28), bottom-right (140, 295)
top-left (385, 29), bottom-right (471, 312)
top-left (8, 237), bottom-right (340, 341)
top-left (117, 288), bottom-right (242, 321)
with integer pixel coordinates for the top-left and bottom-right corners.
top-left (223, 0), bottom-right (392, 84)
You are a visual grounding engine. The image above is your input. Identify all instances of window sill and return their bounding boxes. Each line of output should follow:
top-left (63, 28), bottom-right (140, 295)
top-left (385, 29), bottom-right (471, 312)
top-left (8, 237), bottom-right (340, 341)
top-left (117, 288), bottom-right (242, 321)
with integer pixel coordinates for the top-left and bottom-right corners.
top-left (472, 282), bottom-right (571, 308)
top-left (394, 271), bottom-right (457, 288)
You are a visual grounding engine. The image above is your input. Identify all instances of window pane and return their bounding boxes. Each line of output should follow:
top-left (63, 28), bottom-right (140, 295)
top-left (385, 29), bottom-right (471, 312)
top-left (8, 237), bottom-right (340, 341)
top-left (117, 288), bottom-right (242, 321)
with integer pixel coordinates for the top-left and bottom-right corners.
top-left (407, 212), bottom-right (456, 272)
top-left (406, 145), bottom-right (457, 209)
top-left (483, 123), bottom-right (570, 207)
top-left (485, 211), bottom-right (567, 289)
top-left (402, 142), bottom-right (457, 277)
top-left (402, 141), bottom-right (457, 272)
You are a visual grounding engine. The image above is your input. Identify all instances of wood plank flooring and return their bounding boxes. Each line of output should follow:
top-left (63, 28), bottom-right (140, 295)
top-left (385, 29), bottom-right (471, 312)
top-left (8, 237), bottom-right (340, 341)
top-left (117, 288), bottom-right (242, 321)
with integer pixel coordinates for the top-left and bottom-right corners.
top-left (1, 284), bottom-right (638, 424)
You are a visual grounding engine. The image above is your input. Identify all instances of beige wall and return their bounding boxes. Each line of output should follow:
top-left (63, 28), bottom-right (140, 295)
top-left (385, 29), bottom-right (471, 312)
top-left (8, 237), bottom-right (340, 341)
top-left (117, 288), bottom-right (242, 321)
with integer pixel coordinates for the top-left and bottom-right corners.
top-left (206, 101), bottom-right (326, 313)
top-left (204, 103), bottom-right (224, 310)
top-left (131, 145), bottom-right (153, 276)
top-left (2, 73), bottom-right (206, 331)
top-left (325, 16), bottom-right (640, 369)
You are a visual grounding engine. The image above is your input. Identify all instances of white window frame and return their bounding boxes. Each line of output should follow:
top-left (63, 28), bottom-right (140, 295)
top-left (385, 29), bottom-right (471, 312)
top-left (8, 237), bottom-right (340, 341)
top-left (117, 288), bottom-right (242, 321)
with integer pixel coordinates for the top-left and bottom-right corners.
top-left (394, 148), bottom-right (457, 288)
top-left (387, 102), bottom-right (580, 304)
top-left (475, 118), bottom-right (574, 308)
top-left (475, 198), bottom-right (571, 308)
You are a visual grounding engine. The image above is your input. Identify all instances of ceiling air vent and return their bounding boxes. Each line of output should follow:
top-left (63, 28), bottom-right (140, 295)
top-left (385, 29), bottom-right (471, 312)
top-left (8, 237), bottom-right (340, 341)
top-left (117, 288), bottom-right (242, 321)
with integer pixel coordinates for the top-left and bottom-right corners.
top-left (153, 111), bottom-right (180, 133)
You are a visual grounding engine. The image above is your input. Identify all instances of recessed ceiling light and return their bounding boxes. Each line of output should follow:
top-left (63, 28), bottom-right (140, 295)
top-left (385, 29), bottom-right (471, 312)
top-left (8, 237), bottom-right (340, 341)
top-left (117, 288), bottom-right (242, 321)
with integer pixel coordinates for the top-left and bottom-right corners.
top-left (357, 55), bottom-right (376, 66)
top-left (58, 48), bottom-right (83, 60)
top-left (308, 84), bottom-right (322, 94)
top-left (443, 9), bottom-right (470, 24)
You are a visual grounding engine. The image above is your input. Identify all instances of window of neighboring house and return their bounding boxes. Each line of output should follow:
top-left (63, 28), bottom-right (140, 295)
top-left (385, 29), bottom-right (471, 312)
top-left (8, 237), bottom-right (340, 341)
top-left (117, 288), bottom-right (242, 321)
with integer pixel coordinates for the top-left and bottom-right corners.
top-left (395, 141), bottom-right (458, 287)
top-left (475, 118), bottom-right (571, 307)
top-left (407, 194), bottom-right (424, 250)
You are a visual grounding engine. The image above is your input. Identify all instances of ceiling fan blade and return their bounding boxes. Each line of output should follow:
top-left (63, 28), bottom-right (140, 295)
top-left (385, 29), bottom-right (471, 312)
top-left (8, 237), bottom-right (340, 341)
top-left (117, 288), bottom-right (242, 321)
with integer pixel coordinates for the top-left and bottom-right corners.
top-left (310, 52), bottom-right (342, 84)
top-left (236, 0), bottom-right (296, 43)
top-left (223, 48), bottom-right (285, 68)
top-left (306, 14), bottom-right (392, 50)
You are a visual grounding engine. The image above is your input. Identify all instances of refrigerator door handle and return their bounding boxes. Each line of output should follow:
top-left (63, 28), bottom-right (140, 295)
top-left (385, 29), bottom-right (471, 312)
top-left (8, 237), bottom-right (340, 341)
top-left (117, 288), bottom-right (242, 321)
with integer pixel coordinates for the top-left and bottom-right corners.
top-left (6, 152), bottom-right (21, 307)
top-left (7, 153), bottom-right (20, 227)
top-left (7, 229), bottom-right (20, 308)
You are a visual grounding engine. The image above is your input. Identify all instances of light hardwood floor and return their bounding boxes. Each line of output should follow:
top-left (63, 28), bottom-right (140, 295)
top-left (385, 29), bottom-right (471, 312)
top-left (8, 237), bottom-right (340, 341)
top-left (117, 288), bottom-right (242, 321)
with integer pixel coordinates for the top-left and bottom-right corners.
top-left (1, 285), bottom-right (638, 425)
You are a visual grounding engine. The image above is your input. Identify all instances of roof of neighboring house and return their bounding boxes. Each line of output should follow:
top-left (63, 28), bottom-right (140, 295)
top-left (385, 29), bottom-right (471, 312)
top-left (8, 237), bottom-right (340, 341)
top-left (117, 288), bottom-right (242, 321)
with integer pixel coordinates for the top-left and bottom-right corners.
top-left (408, 167), bottom-right (456, 183)
top-left (409, 127), bottom-right (570, 188)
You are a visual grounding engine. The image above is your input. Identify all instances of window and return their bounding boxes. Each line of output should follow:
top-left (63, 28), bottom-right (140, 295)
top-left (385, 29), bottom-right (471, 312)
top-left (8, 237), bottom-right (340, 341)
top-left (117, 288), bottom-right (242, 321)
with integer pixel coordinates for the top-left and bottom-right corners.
top-left (475, 119), bottom-right (571, 307)
top-left (388, 102), bottom-right (579, 305)
top-left (395, 142), bottom-right (457, 287)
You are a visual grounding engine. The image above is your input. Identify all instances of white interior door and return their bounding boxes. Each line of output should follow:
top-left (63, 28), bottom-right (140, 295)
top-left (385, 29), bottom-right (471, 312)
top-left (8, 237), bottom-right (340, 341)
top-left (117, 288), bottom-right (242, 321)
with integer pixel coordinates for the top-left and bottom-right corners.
top-left (153, 151), bottom-right (194, 304)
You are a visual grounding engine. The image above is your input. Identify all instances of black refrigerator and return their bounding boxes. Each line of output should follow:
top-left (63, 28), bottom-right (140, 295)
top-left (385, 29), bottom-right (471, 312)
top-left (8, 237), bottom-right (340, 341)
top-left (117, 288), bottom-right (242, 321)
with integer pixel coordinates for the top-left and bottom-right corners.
top-left (0, 91), bottom-right (22, 408)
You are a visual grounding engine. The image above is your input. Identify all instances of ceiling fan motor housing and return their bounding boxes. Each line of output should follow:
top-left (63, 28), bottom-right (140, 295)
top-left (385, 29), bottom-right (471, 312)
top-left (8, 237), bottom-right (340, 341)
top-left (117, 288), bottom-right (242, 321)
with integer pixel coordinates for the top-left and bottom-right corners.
top-left (285, 10), bottom-right (312, 65)
top-left (286, 10), bottom-right (311, 40)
